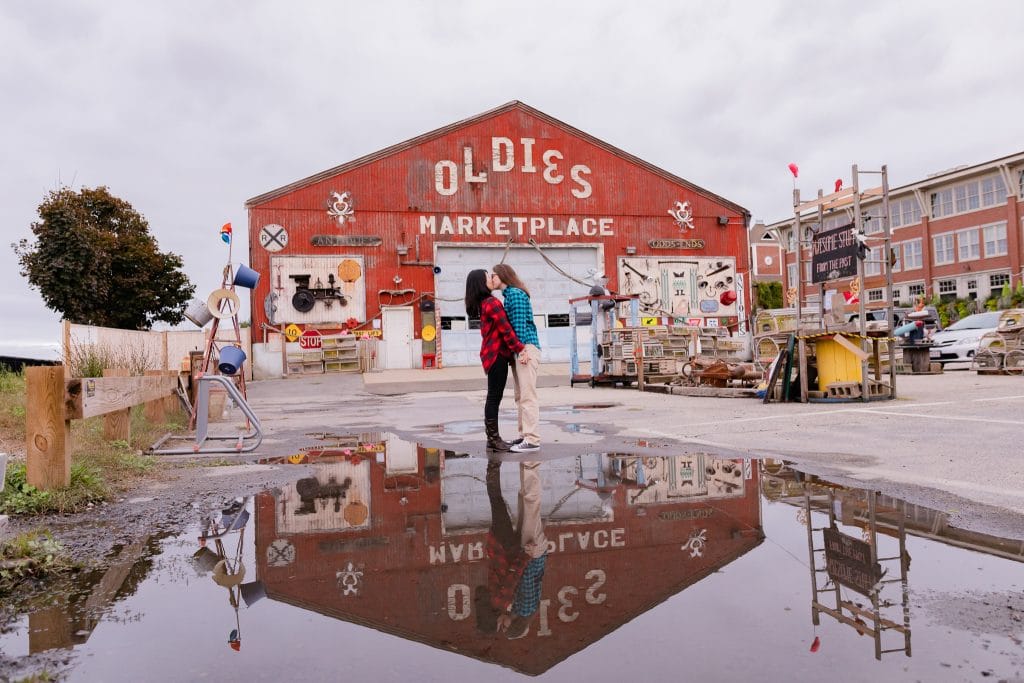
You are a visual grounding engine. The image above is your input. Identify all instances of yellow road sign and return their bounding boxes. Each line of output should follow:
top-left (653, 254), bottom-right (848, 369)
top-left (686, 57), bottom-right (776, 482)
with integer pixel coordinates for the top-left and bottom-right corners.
top-left (642, 317), bottom-right (659, 327)
top-left (284, 324), bottom-right (301, 342)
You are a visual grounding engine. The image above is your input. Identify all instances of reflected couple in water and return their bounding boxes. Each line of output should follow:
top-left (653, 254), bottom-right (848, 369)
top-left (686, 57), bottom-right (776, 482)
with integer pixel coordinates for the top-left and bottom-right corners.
top-left (477, 459), bottom-right (548, 640)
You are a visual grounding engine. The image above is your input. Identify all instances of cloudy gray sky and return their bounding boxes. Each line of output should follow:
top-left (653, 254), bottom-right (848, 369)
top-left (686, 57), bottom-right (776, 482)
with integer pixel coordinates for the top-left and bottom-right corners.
top-left (3, 0), bottom-right (1021, 357)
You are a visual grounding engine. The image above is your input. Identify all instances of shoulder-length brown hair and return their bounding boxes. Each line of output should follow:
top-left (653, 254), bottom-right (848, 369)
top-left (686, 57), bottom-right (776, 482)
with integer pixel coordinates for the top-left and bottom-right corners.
top-left (492, 263), bottom-right (530, 297)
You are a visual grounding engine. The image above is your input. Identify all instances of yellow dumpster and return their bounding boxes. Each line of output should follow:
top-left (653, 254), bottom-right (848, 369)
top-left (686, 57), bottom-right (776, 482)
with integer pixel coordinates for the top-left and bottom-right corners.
top-left (816, 336), bottom-right (863, 390)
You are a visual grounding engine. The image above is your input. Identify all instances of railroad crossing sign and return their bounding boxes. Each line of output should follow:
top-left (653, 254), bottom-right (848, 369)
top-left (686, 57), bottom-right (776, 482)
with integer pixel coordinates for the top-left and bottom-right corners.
top-left (284, 324), bottom-right (301, 342)
top-left (299, 329), bottom-right (322, 350)
top-left (258, 224), bottom-right (289, 252)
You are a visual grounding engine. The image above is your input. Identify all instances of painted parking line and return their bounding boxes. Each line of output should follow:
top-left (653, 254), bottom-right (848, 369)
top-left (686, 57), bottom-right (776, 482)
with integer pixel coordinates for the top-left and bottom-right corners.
top-left (972, 394), bottom-right (1024, 402)
top-left (849, 409), bottom-right (1022, 426)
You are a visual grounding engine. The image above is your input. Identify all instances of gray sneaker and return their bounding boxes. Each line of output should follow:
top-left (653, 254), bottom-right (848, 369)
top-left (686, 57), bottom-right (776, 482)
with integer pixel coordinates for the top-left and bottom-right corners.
top-left (511, 441), bottom-right (540, 453)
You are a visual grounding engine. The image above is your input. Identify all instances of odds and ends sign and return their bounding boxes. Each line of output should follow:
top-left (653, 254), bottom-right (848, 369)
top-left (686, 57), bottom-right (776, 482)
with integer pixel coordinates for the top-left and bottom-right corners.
top-left (823, 526), bottom-right (882, 597)
top-left (811, 224), bottom-right (857, 284)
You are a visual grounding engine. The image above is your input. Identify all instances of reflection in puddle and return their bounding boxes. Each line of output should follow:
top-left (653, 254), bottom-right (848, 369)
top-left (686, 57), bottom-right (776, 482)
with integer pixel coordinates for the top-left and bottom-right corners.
top-left (3, 435), bottom-right (1023, 681)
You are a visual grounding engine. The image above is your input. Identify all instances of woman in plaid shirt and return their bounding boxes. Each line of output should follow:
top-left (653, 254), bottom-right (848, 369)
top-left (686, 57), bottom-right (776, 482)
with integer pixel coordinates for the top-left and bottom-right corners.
top-left (465, 269), bottom-right (526, 451)
top-left (492, 263), bottom-right (541, 453)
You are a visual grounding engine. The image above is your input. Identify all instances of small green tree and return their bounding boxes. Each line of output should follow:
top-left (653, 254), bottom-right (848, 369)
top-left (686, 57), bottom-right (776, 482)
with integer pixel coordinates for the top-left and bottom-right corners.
top-left (755, 281), bottom-right (783, 310)
top-left (13, 187), bottom-right (195, 329)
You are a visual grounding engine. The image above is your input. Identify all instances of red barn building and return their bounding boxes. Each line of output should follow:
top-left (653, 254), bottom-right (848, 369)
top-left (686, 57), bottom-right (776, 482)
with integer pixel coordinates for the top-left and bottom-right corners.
top-left (245, 102), bottom-right (750, 376)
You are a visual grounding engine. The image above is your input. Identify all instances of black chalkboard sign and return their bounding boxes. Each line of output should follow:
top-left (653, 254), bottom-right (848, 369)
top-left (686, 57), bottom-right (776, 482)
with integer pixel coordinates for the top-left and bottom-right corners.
top-left (811, 224), bottom-right (858, 284)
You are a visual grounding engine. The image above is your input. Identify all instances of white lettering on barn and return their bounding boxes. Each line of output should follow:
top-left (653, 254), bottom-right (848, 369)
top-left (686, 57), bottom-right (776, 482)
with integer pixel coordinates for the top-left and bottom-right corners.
top-left (428, 529), bottom-right (625, 565)
top-left (420, 214), bottom-right (614, 237)
top-left (434, 136), bottom-right (593, 198)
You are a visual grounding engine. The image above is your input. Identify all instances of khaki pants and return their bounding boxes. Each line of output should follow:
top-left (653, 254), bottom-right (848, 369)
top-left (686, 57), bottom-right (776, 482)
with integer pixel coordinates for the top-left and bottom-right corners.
top-left (510, 344), bottom-right (540, 445)
top-left (517, 461), bottom-right (547, 559)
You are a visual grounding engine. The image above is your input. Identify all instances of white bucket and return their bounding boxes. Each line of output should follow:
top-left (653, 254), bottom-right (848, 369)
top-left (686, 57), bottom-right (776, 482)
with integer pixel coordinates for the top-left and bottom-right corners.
top-left (185, 299), bottom-right (214, 327)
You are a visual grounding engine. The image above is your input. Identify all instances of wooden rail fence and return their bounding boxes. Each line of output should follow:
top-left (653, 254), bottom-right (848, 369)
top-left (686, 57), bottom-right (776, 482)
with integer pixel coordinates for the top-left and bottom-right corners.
top-left (26, 366), bottom-right (179, 491)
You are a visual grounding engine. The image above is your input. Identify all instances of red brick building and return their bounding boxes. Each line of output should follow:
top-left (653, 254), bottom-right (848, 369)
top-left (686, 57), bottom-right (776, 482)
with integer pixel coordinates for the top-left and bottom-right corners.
top-left (755, 152), bottom-right (1024, 307)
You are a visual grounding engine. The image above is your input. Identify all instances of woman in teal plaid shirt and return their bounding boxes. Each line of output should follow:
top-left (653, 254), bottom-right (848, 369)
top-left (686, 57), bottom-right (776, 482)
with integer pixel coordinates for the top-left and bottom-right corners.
top-left (492, 264), bottom-right (541, 453)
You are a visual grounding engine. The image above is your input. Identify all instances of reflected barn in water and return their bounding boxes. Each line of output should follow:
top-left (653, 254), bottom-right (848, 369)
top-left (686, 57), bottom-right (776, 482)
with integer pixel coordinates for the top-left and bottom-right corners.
top-left (254, 434), bottom-right (763, 675)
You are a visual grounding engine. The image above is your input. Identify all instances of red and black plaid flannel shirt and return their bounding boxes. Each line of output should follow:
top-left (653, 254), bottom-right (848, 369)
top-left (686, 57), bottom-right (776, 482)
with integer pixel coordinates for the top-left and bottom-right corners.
top-left (486, 531), bottom-right (529, 611)
top-left (479, 296), bottom-right (524, 372)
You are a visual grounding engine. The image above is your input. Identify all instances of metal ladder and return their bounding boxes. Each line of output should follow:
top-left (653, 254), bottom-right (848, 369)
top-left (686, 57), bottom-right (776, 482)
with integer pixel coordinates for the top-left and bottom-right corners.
top-left (150, 375), bottom-right (263, 455)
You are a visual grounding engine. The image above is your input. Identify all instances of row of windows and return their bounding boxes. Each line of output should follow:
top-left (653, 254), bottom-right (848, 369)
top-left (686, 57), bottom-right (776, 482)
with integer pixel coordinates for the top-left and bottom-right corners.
top-left (932, 223), bottom-right (1007, 265)
top-left (778, 170), bottom-right (1018, 250)
top-left (929, 174), bottom-right (1007, 218)
top-left (866, 273), bottom-right (1011, 305)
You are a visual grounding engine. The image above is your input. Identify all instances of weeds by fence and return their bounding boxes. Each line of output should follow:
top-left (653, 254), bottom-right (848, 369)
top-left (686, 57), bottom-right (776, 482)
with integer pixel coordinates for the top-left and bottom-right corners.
top-left (67, 339), bottom-right (154, 378)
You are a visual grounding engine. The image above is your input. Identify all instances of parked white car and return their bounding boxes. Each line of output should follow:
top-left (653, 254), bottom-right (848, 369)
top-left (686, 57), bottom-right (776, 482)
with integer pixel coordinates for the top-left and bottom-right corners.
top-left (929, 311), bottom-right (1002, 364)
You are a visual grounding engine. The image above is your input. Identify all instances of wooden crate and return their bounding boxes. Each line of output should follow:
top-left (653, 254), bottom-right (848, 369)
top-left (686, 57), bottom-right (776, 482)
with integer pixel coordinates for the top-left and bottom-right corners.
top-left (302, 361), bottom-right (324, 374)
top-left (325, 360), bottom-right (359, 373)
top-left (606, 359), bottom-right (637, 376)
top-left (644, 359), bottom-right (675, 375)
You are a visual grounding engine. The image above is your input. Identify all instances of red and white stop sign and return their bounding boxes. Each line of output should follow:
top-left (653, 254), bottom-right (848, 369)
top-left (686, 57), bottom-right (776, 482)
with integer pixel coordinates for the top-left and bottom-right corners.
top-left (298, 330), bottom-right (322, 350)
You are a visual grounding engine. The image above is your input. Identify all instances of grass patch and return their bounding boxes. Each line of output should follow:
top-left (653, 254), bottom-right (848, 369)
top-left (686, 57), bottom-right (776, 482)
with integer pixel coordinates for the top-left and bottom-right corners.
top-left (0, 530), bottom-right (78, 597)
top-left (0, 365), bottom-right (26, 453)
top-left (1, 461), bottom-right (106, 515)
top-left (1, 378), bottom-right (178, 515)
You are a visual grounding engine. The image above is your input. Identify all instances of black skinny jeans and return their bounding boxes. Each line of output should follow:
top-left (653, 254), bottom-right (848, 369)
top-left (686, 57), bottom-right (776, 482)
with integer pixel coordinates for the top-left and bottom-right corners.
top-left (485, 357), bottom-right (511, 421)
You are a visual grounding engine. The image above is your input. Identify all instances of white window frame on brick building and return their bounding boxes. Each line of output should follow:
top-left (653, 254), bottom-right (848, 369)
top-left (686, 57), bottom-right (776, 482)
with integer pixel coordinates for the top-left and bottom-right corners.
top-left (982, 222), bottom-right (1007, 257)
top-left (933, 234), bottom-right (955, 265)
top-left (990, 273), bottom-right (1010, 290)
top-left (937, 279), bottom-right (958, 295)
top-left (902, 239), bottom-right (923, 270)
top-left (867, 288), bottom-right (885, 302)
top-left (865, 246), bottom-right (882, 276)
top-left (907, 282), bottom-right (926, 299)
top-left (956, 228), bottom-right (980, 262)
top-left (889, 197), bottom-right (921, 228)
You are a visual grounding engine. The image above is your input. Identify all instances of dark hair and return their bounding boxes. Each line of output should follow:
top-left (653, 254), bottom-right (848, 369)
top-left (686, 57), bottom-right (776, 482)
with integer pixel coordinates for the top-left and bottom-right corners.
top-left (492, 263), bottom-right (530, 297)
top-left (465, 269), bottom-right (491, 318)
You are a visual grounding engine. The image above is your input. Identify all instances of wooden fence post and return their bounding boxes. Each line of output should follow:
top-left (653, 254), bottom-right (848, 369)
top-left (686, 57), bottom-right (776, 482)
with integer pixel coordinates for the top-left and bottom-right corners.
top-left (103, 368), bottom-right (131, 442)
top-left (26, 366), bottom-right (71, 489)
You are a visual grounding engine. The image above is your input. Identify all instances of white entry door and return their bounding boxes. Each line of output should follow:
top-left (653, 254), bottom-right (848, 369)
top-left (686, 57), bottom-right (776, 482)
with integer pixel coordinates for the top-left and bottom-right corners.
top-left (382, 306), bottom-right (414, 369)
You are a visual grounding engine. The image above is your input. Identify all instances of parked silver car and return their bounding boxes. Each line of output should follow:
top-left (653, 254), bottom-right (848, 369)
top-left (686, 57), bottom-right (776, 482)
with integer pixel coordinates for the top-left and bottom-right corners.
top-left (929, 311), bottom-right (1002, 363)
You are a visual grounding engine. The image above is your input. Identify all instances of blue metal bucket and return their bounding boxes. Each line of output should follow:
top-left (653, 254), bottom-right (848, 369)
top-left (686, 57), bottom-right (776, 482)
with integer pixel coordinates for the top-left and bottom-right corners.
top-left (218, 346), bottom-right (247, 375)
top-left (234, 264), bottom-right (260, 289)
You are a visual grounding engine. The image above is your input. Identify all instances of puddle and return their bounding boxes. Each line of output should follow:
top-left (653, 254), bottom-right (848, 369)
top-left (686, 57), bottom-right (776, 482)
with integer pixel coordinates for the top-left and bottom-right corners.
top-left (3, 437), bottom-right (1023, 681)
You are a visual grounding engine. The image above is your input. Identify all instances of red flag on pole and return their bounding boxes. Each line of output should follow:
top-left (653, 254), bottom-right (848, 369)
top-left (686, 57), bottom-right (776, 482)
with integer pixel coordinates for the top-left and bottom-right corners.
top-left (834, 179), bottom-right (843, 192)
top-left (787, 163), bottom-right (799, 178)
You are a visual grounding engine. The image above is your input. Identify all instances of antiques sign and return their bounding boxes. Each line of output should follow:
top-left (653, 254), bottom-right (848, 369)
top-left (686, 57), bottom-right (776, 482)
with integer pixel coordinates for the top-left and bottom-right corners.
top-left (649, 238), bottom-right (705, 249)
top-left (823, 527), bottom-right (882, 596)
top-left (311, 235), bottom-right (383, 247)
top-left (811, 223), bottom-right (857, 283)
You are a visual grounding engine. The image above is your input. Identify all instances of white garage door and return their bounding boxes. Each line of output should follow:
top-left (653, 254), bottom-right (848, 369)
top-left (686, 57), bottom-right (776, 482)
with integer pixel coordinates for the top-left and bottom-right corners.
top-left (434, 245), bottom-right (601, 367)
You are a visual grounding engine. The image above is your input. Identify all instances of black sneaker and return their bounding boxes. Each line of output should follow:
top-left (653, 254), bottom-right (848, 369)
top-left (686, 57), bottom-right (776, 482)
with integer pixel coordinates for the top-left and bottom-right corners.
top-left (511, 441), bottom-right (540, 453)
top-left (509, 437), bottom-right (525, 446)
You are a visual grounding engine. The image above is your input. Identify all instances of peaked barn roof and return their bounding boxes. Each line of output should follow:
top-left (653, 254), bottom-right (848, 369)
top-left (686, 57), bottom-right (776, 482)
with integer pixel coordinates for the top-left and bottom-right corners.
top-left (245, 100), bottom-right (749, 217)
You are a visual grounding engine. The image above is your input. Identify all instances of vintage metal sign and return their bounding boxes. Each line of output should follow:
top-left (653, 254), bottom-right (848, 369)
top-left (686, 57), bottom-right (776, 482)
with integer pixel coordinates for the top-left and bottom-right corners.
top-left (649, 239), bottom-right (705, 249)
top-left (258, 224), bottom-right (289, 252)
top-left (823, 527), bottom-right (882, 596)
top-left (811, 224), bottom-right (857, 283)
top-left (311, 235), bottom-right (382, 247)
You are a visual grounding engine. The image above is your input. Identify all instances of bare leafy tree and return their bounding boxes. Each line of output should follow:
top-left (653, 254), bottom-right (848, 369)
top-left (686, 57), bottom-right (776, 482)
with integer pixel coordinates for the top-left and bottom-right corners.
top-left (13, 186), bottom-right (195, 329)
